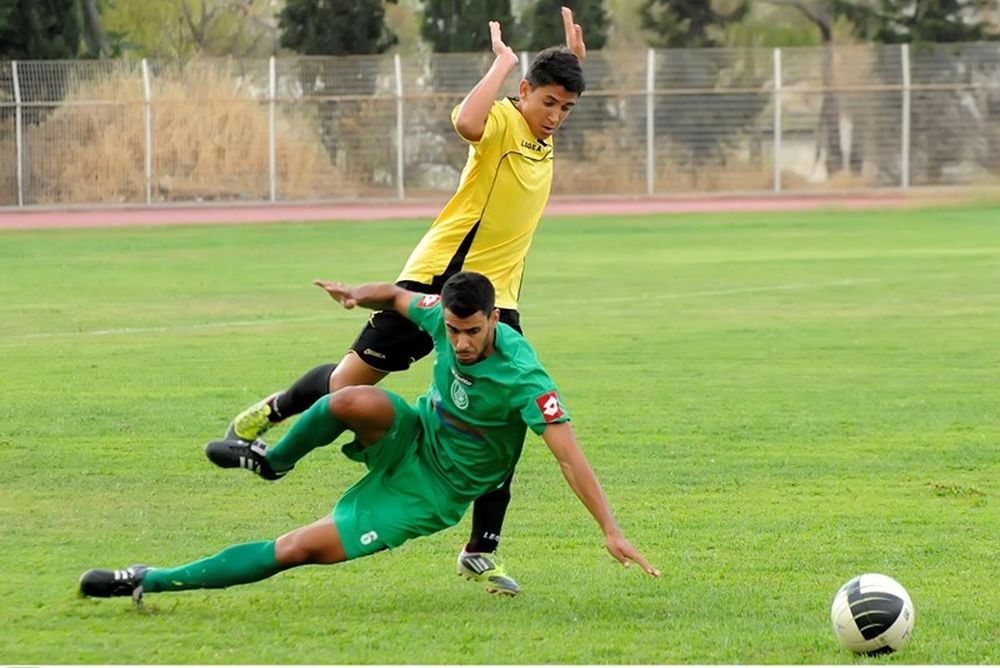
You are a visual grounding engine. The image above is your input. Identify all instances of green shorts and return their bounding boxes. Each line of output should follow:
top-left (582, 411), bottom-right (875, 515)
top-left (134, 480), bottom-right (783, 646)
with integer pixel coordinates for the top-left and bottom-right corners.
top-left (332, 390), bottom-right (467, 560)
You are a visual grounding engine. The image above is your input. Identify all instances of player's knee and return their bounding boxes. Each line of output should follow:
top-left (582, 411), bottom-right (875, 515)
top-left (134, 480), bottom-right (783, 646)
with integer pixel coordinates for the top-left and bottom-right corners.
top-left (274, 533), bottom-right (313, 566)
top-left (275, 531), bottom-right (339, 566)
top-left (327, 386), bottom-right (385, 421)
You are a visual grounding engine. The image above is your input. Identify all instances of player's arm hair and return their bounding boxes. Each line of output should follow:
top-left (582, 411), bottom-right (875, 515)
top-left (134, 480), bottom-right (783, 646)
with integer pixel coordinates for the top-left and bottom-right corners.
top-left (454, 58), bottom-right (518, 142)
top-left (541, 422), bottom-right (623, 539)
top-left (349, 282), bottom-right (417, 315)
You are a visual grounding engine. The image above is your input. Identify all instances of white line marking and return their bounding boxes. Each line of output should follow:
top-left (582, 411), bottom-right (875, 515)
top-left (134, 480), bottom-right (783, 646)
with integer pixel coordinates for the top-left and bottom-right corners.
top-left (3, 279), bottom-right (881, 341)
top-left (6, 315), bottom-right (336, 340)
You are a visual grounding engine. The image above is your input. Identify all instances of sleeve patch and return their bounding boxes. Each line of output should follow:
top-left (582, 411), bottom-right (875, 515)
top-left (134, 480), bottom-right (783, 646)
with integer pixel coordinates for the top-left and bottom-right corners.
top-left (418, 294), bottom-right (441, 308)
top-left (535, 391), bottom-right (564, 422)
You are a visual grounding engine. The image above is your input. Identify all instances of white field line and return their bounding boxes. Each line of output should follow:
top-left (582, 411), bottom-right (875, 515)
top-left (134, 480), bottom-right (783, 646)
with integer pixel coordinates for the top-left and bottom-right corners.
top-left (5, 278), bottom-right (880, 341)
top-left (7, 314), bottom-right (337, 340)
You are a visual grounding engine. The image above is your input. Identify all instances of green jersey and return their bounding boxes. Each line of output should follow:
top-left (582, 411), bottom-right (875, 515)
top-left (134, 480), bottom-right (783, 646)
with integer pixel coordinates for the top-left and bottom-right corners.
top-left (406, 293), bottom-right (570, 502)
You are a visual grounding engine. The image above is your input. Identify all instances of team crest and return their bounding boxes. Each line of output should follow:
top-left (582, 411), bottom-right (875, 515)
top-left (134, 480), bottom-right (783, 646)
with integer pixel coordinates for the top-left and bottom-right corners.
top-left (451, 379), bottom-right (469, 410)
top-left (535, 391), bottom-right (564, 422)
top-left (418, 294), bottom-right (441, 308)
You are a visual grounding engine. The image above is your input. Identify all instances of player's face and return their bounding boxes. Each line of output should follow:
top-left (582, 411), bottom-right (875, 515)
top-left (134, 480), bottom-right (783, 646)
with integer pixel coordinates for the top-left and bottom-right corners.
top-left (444, 308), bottom-right (500, 365)
top-left (517, 80), bottom-right (578, 141)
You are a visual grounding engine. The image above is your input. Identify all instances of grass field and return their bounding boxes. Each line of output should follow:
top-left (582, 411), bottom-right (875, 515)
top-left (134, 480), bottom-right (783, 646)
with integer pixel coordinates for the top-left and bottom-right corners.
top-left (0, 203), bottom-right (998, 664)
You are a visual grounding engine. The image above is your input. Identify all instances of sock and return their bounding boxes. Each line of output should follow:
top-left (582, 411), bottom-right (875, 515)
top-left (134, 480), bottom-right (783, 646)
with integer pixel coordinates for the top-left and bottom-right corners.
top-left (141, 540), bottom-right (283, 593)
top-left (270, 363), bottom-right (337, 421)
top-left (265, 394), bottom-right (347, 472)
top-left (466, 474), bottom-right (513, 553)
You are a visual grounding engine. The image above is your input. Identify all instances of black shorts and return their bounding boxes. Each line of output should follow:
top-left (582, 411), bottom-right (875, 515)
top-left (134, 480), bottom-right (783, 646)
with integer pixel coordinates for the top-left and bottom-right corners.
top-left (350, 280), bottom-right (523, 373)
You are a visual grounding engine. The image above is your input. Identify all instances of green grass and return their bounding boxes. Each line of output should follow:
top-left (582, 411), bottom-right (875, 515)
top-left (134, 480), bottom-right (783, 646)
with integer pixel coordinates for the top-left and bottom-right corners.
top-left (1, 204), bottom-right (998, 663)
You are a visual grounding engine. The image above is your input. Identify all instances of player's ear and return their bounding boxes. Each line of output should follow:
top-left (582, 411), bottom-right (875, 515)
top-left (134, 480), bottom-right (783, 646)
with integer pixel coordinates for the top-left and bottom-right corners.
top-left (518, 78), bottom-right (530, 99)
top-left (489, 308), bottom-right (500, 325)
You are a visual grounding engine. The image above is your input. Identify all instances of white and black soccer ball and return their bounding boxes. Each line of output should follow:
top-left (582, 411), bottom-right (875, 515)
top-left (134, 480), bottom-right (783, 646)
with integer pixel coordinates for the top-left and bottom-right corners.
top-left (830, 573), bottom-right (915, 655)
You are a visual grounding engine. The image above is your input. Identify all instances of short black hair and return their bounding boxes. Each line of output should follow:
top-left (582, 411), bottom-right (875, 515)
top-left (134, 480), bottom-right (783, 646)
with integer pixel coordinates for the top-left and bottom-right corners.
top-left (441, 272), bottom-right (495, 318)
top-left (526, 47), bottom-right (585, 95)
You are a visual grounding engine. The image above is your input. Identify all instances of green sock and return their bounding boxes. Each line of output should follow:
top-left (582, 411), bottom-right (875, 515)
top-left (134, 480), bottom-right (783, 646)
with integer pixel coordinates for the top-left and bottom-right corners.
top-left (266, 394), bottom-right (347, 472)
top-left (141, 540), bottom-right (283, 593)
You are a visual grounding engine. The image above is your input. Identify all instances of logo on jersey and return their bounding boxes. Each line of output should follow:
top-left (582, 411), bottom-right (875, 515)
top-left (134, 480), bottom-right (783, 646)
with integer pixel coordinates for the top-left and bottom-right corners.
top-left (450, 378), bottom-right (469, 410)
top-left (418, 294), bottom-right (441, 308)
top-left (535, 391), bottom-right (564, 422)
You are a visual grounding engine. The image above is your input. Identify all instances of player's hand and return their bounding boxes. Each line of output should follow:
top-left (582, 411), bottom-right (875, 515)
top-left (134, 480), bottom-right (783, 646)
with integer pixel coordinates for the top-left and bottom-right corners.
top-left (489, 21), bottom-right (518, 68)
top-left (562, 6), bottom-right (586, 62)
top-left (313, 279), bottom-right (357, 309)
top-left (605, 534), bottom-right (660, 577)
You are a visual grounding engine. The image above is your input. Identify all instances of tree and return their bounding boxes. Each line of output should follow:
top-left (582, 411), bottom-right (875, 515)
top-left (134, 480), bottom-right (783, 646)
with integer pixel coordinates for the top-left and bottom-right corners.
top-left (524, 0), bottom-right (609, 51)
top-left (640, 0), bottom-right (751, 47)
top-left (103, 0), bottom-right (280, 59)
top-left (862, 0), bottom-right (996, 43)
top-left (421, 0), bottom-right (516, 53)
top-left (0, 0), bottom-right (84, 59)
top-left (280, 0), bottom-right (398, 55)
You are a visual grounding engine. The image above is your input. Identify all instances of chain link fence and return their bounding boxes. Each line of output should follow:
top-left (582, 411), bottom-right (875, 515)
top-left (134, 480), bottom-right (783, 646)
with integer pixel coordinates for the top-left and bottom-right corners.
top-left (1, 43), bottom-right (998, 207)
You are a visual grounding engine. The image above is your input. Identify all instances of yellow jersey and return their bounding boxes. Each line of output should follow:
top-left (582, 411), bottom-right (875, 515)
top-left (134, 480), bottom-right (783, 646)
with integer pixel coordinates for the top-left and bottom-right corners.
top-left (397, 97), bottom-right (554, 310)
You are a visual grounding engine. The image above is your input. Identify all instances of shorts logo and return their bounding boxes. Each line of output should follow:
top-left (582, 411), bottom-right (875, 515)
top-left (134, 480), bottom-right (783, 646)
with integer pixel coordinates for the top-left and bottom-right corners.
top-left (418, 294), bottom-right (441, 308)
top-left (450, 378), bottom-right (469, 410)
top-left (364, 348), bottom-right (386, 360)
top-left (536, 391), bottom-right (563, 422)
top-left (360, 530), bottom-right (379, 546)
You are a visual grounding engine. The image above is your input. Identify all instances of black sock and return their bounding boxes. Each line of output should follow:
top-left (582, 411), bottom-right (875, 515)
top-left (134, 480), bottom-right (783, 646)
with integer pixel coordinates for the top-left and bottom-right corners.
top-left (467, 473), bottom-right (513, 553)
top-left (269, 363), bottom-right (337, 421)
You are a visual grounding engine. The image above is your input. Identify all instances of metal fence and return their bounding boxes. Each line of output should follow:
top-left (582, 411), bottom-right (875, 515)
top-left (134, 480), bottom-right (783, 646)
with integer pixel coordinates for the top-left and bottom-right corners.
top-left (1, 43), bottom-right (998, 207)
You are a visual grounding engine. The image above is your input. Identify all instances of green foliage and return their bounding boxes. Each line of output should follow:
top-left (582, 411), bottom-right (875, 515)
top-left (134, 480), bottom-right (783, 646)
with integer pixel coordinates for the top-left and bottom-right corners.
top-left (862, 0), bottom-right (997, 43)
top-left (0, 0), bottom-right (84, 59)
top-left (523, 0), bottom-right (609, 51)
top-left (280, 0), bottom-right (397, 55)
top-left (102, 0), bottom-right (280, 58)
top-left (640, 0), bottom-right (750, 47)
top-left (1, 204), bottom-right (999, 663)
top-left (420, 0), bottom-right (516, 52)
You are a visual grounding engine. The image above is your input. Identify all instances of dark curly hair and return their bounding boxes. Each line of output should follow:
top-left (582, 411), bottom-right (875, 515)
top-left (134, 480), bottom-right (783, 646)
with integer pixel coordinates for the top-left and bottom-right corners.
top-left (526, 46), bottom-right (585, 95)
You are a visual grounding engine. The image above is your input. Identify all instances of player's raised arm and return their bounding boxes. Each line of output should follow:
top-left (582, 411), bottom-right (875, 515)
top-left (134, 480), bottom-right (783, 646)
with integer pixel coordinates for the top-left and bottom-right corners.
top-left (313, 280), bottom-right (416, 316)
top-left (541, 422), bottom-right (660, 577)
top-left (561, 6), bottom-right (586, 62)
top-left (453, 21), bottom-right (520, 142)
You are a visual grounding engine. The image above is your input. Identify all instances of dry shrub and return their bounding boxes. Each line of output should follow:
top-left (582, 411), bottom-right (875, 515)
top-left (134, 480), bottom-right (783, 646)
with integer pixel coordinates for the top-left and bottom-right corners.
top-left (23, 64), bottom-right (345, 205)
top-left (552, 131), bottom-right (646, 195)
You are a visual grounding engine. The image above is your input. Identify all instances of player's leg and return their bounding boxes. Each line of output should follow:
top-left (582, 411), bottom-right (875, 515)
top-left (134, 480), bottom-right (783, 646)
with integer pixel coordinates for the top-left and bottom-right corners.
top-left (207, 386), bottom-right (397, 478)
top-left (458, 473), bottom-right (519, 596)
top-left (458, 307), bottom-right (522, 596)
top-left (228, 354), bottom-right (388, 442)
top-left (227, 305), bottom-right (432, 441)
top-left (79, 516), bottom-right (349, 602)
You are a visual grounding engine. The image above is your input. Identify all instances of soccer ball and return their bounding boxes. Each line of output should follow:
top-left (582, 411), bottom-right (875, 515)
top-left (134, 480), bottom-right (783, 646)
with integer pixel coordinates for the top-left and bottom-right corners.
top-left (830, 573), bottom-right (915, 655)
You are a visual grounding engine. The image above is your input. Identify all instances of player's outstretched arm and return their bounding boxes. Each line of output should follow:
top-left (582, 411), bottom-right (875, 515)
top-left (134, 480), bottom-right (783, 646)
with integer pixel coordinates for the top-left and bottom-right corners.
top-left (542, 422), bottom-right (660, 577)
top-left (562, 6), bottom-right (586, 62)
top-left (453, 20), bottom-right (520, 142)
top-left (313, 280), bottom-right (416, 315)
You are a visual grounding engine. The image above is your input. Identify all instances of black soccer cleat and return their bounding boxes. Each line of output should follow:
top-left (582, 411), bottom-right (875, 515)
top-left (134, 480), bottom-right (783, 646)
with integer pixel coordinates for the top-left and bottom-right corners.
top-left (205, 437), bottom-right (289, 481)
top-left (80, 565), bottom-right (150, 603)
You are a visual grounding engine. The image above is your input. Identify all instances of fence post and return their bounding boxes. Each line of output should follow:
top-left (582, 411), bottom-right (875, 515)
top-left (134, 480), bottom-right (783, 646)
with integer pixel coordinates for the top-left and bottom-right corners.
top-left (900, 43), bottom-right (910, 190)
top-left (269, 56), bottom-right (277, 202)
top-left (520, 52), bottom-right (529, 79)
top-left (773, 47), bottom-right (782, 194)
top-left (12, 61), bottom-right (23, 207)
top-left (645, 48), bottom-right (655, 196)
top-left (141, 59), bottom-right (153, 204)
top-left (394, 53), bottom-right (405, 200)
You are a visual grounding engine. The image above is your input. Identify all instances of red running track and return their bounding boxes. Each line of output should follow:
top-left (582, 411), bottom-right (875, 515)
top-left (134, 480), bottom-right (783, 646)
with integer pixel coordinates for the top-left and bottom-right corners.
top-left (0, 193), bottom-right (922, 230)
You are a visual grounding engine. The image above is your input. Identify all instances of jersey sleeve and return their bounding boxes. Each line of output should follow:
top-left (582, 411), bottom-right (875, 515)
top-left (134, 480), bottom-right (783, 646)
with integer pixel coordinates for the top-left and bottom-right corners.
top-left (405, 293), bottom-right (444, 335)
top-left (451, 99), bottom-right (507, 146)
top-left (515, 369), bottom-right (571, 435)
